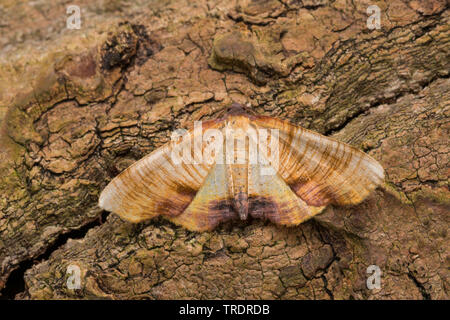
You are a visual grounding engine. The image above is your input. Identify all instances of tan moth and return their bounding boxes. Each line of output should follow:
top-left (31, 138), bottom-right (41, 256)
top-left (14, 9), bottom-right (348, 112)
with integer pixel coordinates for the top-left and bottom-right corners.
top-left (99, 103), bottom-right (384, 231)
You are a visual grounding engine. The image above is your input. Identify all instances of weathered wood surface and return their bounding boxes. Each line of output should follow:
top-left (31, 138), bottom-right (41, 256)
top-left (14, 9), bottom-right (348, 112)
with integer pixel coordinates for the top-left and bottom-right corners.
top-left (0, 0), bottom-right (448, 299)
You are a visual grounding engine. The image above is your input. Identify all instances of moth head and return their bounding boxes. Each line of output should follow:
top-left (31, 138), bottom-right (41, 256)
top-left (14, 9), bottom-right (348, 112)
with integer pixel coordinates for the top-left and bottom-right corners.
top-left (225, 102), bottom-right (256, 116)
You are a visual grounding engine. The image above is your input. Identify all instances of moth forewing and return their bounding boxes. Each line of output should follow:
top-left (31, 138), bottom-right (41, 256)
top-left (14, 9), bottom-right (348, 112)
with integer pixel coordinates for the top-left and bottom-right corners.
top-left (202, 128), bottom-right (224, 165)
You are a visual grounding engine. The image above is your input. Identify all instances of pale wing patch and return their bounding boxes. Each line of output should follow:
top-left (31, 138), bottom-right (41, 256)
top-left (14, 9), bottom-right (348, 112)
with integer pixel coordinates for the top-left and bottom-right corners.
top-left (247, 163), bottom-right (315, 225)
top-left (168, 163), bottom-right (237, 231)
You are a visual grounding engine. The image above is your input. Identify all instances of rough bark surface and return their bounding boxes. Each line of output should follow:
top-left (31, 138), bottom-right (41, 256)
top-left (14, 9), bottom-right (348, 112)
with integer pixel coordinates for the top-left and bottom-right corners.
top-left (0, 0), bottom-right (448, 299)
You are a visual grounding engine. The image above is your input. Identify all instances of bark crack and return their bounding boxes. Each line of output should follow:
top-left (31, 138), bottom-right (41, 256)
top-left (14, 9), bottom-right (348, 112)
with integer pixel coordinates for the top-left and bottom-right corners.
top-left (0, 211), bottom-right (109, 300)
top-left (407, 271), bottom-right (431, 300)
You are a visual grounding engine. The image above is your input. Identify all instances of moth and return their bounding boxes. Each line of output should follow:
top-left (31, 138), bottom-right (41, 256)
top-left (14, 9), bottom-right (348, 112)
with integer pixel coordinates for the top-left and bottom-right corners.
top-left (99, 103), bottom-right (384, 231)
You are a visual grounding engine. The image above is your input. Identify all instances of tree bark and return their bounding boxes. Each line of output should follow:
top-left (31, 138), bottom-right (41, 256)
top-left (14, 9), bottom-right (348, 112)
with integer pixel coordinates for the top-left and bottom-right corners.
top-left (0, 0), bottom-right (448, 299)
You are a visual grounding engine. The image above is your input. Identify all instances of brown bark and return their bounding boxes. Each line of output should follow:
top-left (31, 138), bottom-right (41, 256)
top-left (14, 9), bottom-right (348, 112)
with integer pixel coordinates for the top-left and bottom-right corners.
top-left (0, 0), bottom-right (448, 299)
